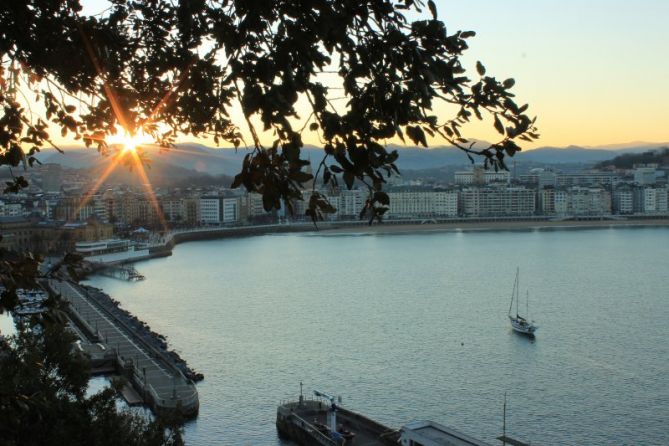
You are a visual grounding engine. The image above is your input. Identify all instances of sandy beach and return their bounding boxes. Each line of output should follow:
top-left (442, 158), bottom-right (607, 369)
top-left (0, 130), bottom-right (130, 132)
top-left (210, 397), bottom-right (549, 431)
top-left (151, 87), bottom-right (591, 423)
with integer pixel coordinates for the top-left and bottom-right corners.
top-left (318, 217), bottom-right (669, 235)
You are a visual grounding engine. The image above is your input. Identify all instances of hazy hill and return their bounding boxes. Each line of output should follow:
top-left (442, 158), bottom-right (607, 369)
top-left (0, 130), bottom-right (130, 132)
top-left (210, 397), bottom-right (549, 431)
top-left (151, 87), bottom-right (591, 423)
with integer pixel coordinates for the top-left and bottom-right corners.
top-left (596, 147), bottom-right (669, 169)
top-left (85, 153), bottom-right (233, 187)
top-left (35, 142), bottom-right (669, 177)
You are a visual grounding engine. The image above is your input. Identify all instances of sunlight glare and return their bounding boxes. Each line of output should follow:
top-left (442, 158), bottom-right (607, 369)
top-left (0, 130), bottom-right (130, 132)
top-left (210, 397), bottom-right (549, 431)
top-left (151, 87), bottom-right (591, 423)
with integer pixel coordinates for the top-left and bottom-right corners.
top-left (107, 131), bottom-right (153, 153)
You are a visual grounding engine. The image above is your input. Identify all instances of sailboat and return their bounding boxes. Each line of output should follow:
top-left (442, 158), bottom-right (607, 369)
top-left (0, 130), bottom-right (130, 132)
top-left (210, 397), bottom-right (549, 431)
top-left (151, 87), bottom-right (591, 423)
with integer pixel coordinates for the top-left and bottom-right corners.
top-left (508, 268), bottom-right (538, 335)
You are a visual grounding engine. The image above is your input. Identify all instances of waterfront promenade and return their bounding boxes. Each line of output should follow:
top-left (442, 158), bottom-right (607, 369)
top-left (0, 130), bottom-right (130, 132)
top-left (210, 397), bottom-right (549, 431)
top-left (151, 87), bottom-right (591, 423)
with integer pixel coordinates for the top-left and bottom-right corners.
top-left (49, 279), bottom-right (199, 417)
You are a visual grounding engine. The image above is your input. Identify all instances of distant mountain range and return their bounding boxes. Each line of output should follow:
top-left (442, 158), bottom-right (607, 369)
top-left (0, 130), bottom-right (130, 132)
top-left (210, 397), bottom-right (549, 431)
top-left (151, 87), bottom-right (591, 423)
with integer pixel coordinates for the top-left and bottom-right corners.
top-left (35, 142), bottom-right (669, 179)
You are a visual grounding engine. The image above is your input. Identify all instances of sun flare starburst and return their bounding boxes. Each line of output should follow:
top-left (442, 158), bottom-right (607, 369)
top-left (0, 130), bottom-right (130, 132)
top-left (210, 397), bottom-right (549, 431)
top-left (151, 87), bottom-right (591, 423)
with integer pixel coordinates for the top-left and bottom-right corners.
top-left (107, 131), bottom-right (153, 153)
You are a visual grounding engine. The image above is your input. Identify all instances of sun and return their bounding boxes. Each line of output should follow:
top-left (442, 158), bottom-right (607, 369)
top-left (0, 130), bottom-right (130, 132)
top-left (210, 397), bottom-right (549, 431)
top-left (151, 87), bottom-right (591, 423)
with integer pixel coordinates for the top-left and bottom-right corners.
top-left (107, 131), bottom-right (153, 153)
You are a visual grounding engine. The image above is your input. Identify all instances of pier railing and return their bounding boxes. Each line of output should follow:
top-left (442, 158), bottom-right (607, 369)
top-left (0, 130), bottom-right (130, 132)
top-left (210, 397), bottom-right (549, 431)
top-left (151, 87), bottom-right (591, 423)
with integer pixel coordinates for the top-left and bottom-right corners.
top-left (143, 382), bottom-right (199, 414)
top-left (120, 355), bottom-right (199, 414)
top-left (50, 279), bottom-right (199, 417)
top-left (90, 288), bottom-right (199, 414)
top-left (289, 412), bottom-right (337, 446)
top-left (71, 281), bottom-right (190, 381)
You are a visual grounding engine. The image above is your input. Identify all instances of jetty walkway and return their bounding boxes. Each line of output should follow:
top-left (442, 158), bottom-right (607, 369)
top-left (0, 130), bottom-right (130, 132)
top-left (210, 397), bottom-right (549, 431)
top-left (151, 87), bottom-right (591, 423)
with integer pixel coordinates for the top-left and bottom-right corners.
top-left (48, 279), bottom-right (199, 417)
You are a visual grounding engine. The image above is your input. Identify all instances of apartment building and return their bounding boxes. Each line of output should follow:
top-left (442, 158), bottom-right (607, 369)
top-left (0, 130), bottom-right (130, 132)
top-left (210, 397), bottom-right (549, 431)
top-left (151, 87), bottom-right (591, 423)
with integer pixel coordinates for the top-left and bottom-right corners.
top-left (461, 186), bottom-right (535, 217)
top-left (633, 164), bottom-right (658, 185)
top-left (387, 189), bottom-right (458, 218)
top-left (556, 171), bottom-right (621, 187)
top-left (200, 195), bottom-right (222, 224)
top-left (565, 187), bottom-right (611, 215)
top-left (222, 197), bottom-right (240, 223)
top-left (637, 186), bottom-right (668, 214)
top-left (612, 186), bottom-right (634, 215)
top-left (454, 166), bottom-right (510, 185)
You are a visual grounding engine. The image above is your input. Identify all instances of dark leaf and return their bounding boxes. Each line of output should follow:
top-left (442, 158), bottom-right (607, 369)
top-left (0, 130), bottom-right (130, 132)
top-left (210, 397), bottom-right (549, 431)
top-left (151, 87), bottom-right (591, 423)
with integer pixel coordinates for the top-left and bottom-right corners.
top-left (427, 0), bottom-right (438, 19)
top-left (374, 191), bottom-right (390, 206)
top-left (343, 171), bottom-right (355, 189)
top-left (493, 115), bottom-right (505, 135)
top-left (476, 61), bottom-right (486, 76)
top-left (289, 171), bottom-right (313, 183)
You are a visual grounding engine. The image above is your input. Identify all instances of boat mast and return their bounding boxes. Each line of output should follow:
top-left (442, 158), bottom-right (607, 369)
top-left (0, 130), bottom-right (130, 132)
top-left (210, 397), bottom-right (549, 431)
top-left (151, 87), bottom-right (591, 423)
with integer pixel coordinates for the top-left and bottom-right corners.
top-left (516, 268), bottom-right (520, 317)
top-left (502, 392), bottom-right (507, 446)
top-left (508, 268), bottom-right (518, 316)
top-left (526, 290), bottom-right (529, 319)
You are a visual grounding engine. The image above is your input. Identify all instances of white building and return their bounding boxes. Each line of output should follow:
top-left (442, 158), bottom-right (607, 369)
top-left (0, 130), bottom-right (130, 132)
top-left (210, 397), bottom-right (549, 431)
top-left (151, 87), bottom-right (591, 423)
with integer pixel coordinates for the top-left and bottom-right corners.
top-left (335, 189), bottom-right (364, 219)
top-left (556, 171), bottom-right (621, 187)
top-left (460, 186), bottom-right (535, 217)
top-left (656, 187), bottom-right (668, 213)
top-left (612, 186), bottom-right (634, 215)
top-left (246, 192), bottom-right (266, 218)
top-left (554, 190), bottom-right (568, 215)
top-left (222, 197), bottom-right (240, 223)
top-left (199, 196), bottom-right (221, 224)
top-left (639, 186), bottom-right (668, 214)
top-left (537, 169), bottom-right (558, 188)
top-left (431, 190), bottom-right (459, 217)
top-left (538, 188), bottom-right (556, 214)
top-left (520, 168), bottom-right (557, 188)
top-left (0, 201), bottom-right (24, 217)
top-left (643, 188), bottom-right (657, 213)
top-left (565, 187), bottom-right (611, 215)
top-left (387, 189), bottom-right (458, 218)
top-left (160, 197), bottom-right (183, 222)
top-left (454, 166), bottom-right (510, 185)
top-left (633, 164), bottom-right (658, 185)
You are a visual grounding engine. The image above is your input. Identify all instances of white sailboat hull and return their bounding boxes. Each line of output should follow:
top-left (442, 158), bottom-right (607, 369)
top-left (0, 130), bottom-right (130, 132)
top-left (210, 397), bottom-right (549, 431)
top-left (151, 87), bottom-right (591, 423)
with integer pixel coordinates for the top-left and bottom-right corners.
top-left (509, 315), bottom-right (538, 335)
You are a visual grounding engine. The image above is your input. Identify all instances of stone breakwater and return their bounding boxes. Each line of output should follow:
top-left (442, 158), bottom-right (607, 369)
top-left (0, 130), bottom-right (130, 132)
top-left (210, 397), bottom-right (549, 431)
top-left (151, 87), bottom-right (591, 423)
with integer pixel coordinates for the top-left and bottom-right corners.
top-left (81, 284), bottom-right (204, 383)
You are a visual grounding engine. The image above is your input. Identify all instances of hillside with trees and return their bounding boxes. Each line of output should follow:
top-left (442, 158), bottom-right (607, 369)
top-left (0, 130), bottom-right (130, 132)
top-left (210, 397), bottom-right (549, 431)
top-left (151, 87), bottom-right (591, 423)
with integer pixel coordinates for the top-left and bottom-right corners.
top-left (596, 147), bottom-right (669, 169)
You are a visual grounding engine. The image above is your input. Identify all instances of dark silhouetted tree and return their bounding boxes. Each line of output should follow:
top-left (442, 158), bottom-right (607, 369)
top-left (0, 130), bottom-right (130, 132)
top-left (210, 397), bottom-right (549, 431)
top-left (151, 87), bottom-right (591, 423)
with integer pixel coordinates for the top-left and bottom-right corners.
top-left (1, 0), bottom-right (537, 221)
top-left (0, 1), bottom-right (538, 444)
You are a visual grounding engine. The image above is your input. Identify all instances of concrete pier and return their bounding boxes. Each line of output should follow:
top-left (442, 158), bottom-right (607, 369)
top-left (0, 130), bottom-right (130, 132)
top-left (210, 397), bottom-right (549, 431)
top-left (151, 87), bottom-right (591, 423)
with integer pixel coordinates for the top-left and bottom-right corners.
top-left (49, 279), bottom-right (199, 418)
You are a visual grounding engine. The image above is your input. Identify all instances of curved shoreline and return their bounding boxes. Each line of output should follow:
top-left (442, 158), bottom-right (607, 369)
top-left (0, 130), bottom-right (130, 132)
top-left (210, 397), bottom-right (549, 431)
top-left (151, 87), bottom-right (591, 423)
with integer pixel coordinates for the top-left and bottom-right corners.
top-left (316, 217), bottom-right (669, 235)
top-left (151, 217), bottom-right (669, 253)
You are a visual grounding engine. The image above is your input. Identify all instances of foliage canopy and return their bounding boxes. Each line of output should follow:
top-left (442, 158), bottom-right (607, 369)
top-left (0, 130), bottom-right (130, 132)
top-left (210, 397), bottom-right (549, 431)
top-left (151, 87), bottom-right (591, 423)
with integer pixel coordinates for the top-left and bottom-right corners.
top-left (0, 318), bottom-right (184, 446)
top-left (0, 0), bottom-right (537, 220)
top-left (0, 2), bottom-right (537, 444)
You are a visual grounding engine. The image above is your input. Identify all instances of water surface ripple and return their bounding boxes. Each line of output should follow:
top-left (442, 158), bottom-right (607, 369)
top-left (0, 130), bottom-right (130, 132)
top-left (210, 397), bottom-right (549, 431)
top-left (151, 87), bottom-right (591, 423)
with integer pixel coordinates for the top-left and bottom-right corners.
top-left (85, 227), bottom-right (669, 445)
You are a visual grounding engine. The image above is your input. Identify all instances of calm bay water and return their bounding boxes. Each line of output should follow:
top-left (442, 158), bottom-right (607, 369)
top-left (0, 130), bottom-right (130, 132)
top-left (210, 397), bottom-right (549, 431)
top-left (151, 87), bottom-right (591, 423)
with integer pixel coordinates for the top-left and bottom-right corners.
top-left (85, 227), bottom-right (669, 445)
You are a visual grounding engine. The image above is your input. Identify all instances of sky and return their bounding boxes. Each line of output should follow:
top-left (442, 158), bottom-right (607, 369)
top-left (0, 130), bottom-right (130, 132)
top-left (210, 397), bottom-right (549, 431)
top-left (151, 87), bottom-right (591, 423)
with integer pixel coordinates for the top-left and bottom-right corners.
top-left (435, 0), bottom-right (669, 148)
top-left (69, 0), bottom-right (669, 150)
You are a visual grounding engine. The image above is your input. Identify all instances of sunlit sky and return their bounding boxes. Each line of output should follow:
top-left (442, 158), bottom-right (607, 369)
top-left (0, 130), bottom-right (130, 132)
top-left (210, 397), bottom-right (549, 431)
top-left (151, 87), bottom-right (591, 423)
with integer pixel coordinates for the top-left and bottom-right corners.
top-left (68, 0), bottom-right (669, 150)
